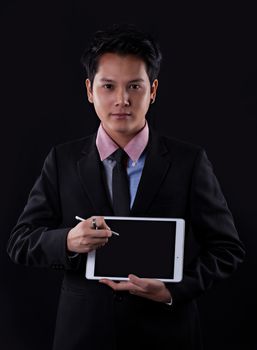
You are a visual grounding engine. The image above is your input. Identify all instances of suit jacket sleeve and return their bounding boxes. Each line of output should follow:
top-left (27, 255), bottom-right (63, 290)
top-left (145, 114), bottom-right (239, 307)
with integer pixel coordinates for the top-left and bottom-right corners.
top-left (6, 147), bottom-right (79, 270)
top-left (167, 149), bottom-right (245, 304)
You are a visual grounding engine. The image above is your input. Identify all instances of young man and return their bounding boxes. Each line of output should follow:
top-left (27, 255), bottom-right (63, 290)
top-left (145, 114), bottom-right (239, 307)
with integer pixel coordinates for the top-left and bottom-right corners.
top-left (7, 24), bottom-right (245, 350)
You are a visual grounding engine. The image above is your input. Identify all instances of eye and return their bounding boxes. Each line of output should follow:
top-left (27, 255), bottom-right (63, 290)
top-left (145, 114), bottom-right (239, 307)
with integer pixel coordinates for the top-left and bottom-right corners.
top-left (129, 84), bottom-right (140, 90)
top-left (103, 84), bottom-right (113, 89)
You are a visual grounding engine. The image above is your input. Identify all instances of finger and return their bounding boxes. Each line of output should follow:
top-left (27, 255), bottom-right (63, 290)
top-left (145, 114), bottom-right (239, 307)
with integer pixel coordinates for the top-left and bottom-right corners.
top-left (90, 229), bottom-right (112, 239)
top-left (129, 289), bottom-right (154, 299)
top-left (99, 279), bottom-right (137, 292)
top-left (90, 237), bottom-right (110, 248)
top-left (101, 217), bottom-right (112, 230)
top-left (78, 234), bottom-right (109, 250)
top-left (91, 242), bottom-right (107, 250)
top-left (99, 279), bottom-right (119, 290)
top-left (128, 275), bottom-right (164, 293)
top-left (85, 238), bottom-right (110, 251)
top-left (91, 216), bottom-right (111, 230)
top-left (128, 274), bottom-right (150, 290)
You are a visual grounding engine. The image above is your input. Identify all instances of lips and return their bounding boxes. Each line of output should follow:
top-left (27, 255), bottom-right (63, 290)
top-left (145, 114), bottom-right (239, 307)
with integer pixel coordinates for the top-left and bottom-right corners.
top-left (111, 113), bottom-right (131, 117)
top-left (110, 113), bottom-right (131, 119)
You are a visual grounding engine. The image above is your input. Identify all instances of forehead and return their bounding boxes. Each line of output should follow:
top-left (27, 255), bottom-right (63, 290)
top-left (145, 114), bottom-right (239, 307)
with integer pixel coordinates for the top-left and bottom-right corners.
top-left (95, 53), bottom-right (149, 82)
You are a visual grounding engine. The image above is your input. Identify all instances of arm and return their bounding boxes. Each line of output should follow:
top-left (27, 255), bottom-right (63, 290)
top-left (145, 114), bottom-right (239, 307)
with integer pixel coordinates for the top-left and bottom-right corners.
top-left (6, 147), bottom-right (74, 269)
top-left (7, 147), bottom-right (112, 271)
top-left (166, 149), bottom-right (245, 304)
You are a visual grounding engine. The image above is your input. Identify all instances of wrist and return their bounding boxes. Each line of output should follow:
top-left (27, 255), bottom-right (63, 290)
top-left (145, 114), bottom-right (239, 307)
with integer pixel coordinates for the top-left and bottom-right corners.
top-left (66, 229), bottom-right (74, 252)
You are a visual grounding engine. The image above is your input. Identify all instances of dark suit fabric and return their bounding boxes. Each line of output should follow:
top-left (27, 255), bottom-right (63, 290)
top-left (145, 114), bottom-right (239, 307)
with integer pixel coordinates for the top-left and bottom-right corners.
top-left (7, 128), bottom-right (245, 350)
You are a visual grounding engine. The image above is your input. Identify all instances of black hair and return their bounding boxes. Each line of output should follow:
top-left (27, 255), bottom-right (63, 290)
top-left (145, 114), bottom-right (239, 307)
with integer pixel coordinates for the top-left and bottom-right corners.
top-left (80, 23), bottom-right (162, 84)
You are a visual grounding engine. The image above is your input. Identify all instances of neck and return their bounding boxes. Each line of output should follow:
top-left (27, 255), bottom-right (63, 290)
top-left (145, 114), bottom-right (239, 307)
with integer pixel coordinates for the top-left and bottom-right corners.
top-left (102, 122), bottom-right (146, 148)
top-left (108, 133), bottom-right (134, 148)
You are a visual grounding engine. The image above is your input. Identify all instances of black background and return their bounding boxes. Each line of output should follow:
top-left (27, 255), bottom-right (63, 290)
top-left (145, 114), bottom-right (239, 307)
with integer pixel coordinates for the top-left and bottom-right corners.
top-left (0, 1), bottom-right (256, 349)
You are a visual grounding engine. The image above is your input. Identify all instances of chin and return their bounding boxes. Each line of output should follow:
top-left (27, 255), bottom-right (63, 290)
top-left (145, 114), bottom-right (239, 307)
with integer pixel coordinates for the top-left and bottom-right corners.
top-left (109, 122), bottom-right (133, 132)
top-left (113, 127), bottom-right (132, 134)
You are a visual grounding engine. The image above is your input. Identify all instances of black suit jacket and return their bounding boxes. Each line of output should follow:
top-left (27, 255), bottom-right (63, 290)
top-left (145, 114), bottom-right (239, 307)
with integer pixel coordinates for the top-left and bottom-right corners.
top-left (7, 128), bottom-right (245, 350)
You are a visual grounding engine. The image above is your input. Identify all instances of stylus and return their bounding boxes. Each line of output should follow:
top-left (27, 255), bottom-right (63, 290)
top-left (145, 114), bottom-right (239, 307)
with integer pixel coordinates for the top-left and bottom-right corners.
top-left (75, 216), bottom-right (120, 236)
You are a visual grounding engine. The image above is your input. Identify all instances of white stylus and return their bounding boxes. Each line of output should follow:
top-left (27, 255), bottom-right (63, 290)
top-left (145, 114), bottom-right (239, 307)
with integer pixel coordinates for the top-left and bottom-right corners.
top-left (75, 216), bottom-right (120, 236)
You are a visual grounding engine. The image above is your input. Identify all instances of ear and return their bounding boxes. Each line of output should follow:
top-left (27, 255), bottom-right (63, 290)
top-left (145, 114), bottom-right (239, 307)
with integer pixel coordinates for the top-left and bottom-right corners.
top-left (150, 79), bottom-right (158, 103)
top-left (85, 78), bottom-right (94, 103)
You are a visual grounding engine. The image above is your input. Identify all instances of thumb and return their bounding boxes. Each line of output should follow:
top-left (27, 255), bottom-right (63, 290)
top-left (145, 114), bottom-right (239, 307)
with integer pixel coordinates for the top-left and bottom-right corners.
top-left (128, 274), bottom-right (142, 284)
top-left (128, 274), bottom-right (148, 291)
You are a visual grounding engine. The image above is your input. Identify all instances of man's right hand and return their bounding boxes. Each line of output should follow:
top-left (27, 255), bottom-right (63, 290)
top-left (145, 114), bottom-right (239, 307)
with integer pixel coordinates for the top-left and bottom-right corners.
top-left (67, 216), bottom-right (112, 253)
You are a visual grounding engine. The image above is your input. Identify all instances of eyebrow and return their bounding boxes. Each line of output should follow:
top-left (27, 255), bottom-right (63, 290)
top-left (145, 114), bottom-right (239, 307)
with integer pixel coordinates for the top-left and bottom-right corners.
top-left (99, 78), bottom-right (145, 83)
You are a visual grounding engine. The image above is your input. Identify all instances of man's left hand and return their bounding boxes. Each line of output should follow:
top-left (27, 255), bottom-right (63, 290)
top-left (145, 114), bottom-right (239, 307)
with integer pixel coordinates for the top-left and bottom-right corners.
top-left (99, 274), bottom-right (172, 303)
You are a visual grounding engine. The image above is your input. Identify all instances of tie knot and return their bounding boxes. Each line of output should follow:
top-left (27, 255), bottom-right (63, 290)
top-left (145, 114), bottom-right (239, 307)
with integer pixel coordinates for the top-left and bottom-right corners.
top-left (112, 148), bottom-right (127, 164)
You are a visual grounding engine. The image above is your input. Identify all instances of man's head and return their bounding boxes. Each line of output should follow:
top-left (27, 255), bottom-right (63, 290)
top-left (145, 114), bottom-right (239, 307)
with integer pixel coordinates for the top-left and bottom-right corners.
top-left (81, 24), bottom-right (162, 146)
top-left (81, 23), bottom-right (162, 85)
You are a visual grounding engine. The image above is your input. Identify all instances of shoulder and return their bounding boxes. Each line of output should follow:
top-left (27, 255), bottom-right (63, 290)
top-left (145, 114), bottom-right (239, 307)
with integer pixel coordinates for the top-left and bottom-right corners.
top-left (54, 134), bottom-right (96, 154)
top-left (161, 134), bottom-right (203, 153)
top-left (42, 133), bottom-right (97, 167)
top-left (46, 133), bottom-right (97, 160)
top-left (149, 127), bottom-right (205, 160)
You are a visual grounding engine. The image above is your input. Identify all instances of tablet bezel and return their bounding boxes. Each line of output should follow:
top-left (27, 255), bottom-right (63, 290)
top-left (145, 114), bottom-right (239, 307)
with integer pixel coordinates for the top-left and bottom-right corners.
top-left (85, 216), bottom-right (185, 283)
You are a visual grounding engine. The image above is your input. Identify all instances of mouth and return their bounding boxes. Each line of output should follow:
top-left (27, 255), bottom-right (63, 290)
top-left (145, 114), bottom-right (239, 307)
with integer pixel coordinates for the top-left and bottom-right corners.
top-left (110, 113), bottom-right (131, 119)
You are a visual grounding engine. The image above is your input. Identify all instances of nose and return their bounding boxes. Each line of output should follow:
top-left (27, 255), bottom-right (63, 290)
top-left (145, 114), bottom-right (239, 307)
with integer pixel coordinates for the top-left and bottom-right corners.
top-left (114, 88), bottom-right (130, 107)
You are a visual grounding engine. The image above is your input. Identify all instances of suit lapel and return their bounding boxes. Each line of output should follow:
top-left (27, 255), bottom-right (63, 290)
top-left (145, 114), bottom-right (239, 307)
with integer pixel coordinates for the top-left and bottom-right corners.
top-left (77, 134), bottom-right (113, 215)
top-left (131, 129), bottom-right (172, 216)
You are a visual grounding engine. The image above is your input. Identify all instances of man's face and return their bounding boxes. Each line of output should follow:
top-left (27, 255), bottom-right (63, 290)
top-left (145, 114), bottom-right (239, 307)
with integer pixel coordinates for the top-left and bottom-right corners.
top-left (86, 53), bottom-right (158, 141)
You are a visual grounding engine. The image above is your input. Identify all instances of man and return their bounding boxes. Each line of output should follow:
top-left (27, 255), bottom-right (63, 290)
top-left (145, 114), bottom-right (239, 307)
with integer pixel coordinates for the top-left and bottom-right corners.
top-left (7, 24), bottom-right (245, 349)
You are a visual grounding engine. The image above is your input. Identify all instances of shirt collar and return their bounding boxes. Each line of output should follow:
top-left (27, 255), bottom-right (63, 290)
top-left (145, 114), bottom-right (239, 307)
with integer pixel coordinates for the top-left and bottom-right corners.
top-left (96, 121), bottom-right (149, 162)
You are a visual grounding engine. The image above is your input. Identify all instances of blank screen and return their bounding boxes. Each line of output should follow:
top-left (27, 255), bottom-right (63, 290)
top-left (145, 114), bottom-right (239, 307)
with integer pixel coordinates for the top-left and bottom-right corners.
top-left (94, 219), bottom-right (176, 279)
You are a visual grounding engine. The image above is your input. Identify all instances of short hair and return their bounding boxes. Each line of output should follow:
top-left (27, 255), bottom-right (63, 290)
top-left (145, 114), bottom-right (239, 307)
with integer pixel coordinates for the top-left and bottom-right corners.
top-left (80, 23), bottom-right (162, 84)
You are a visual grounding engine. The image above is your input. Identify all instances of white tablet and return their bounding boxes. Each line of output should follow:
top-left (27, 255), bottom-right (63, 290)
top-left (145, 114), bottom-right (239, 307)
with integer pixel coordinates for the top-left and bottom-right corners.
top-left (85, 216), bottom-right (185, 282)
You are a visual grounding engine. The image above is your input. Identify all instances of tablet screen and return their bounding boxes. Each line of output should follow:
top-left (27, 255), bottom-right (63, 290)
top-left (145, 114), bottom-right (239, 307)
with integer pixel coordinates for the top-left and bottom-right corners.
top-left (93, 218), bottom-right (177, 280)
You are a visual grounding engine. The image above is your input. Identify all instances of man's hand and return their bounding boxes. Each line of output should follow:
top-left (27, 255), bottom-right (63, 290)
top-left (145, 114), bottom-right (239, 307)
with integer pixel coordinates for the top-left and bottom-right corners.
top-left (99, 274), bottom-right (172, 304)
top-left (67, 216), bottom-right (112, 253)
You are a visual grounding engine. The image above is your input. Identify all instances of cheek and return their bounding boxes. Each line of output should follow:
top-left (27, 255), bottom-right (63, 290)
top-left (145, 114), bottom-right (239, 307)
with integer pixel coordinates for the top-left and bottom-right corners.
top-left (136, 93), bottom-right (150, 109)
top-left (94, 94), bottom-right (110, 109)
